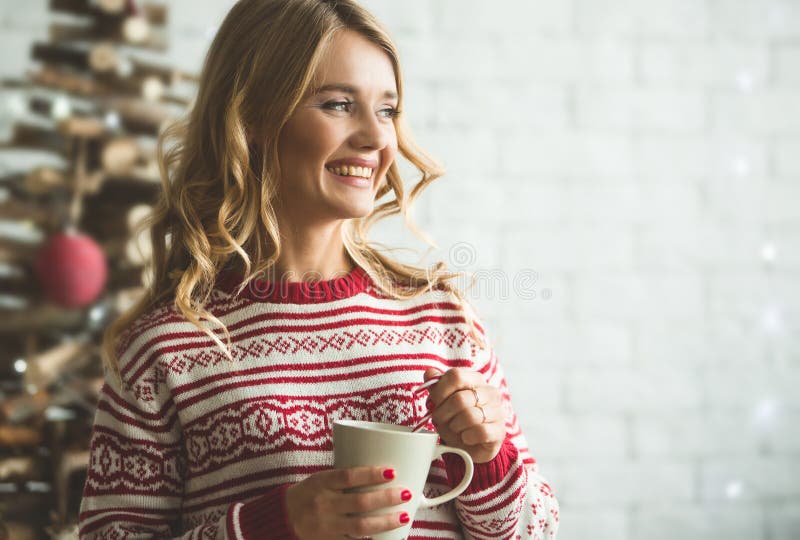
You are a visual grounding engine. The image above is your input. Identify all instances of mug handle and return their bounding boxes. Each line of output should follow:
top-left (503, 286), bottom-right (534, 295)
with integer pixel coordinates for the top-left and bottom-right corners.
top-left (419, 445), bottom-right (474, 508)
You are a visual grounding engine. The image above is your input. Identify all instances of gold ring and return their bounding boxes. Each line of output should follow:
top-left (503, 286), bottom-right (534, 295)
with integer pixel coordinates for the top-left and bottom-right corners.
top-left (476, 404), bottom-right (486, 424)
top-left (468, 385), bottom-right (480, 407)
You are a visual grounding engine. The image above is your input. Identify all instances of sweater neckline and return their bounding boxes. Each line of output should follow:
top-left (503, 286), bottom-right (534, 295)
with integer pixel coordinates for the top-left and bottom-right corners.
top-left (214, 263), bottom-right (372, 304)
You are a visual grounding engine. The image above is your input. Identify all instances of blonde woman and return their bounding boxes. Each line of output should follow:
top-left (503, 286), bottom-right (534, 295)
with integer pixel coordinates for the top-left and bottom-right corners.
top-left (78, 0), bottom-right (560, 538)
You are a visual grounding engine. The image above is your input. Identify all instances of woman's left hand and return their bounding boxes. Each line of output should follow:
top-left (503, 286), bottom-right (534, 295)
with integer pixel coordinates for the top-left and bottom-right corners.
top-left (422, 367), bottom-right (507, 464)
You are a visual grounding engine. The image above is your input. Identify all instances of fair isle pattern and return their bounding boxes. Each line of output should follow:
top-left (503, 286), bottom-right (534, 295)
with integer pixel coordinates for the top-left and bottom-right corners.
top-left (79, 267), bottom-right (560, 539)
top-left (115, 288), bottom-right (248, 358)
top-left (181, 387), bottom-right (421, 477)
top-left (129, 323), bottom-right (481, 405)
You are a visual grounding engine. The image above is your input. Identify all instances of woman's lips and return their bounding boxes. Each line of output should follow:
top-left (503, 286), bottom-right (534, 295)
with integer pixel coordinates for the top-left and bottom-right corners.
top-left (326, 168), bottom-right (372, 188)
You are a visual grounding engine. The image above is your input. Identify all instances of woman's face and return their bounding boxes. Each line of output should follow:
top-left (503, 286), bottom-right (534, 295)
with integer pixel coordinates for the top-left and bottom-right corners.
top-left (276, 29), bottom-right (399, 226)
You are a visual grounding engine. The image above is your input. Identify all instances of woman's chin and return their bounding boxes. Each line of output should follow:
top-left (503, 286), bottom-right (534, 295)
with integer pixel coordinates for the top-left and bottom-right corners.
top-left (332, 200), bottom-right (375, 220)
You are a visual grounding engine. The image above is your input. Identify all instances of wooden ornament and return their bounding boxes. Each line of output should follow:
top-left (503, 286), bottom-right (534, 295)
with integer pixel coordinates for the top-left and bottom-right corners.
top-left (0, 425), bottom-right (42, 447)
top-left (24, 338), bottom-right (93, 389)
top-left (122, 15), bottom-right (150, 44)
top-left (0, 522), bottom-right (38, 540)
top-left (0, 236), bottom-right (39, 266)
top-left (87, 43), bottom-right (118, 73)
top-left (0, 305), bottom-right (85, 333)
top-left (0, 456), bottom-right (42, 482)
top-left (100, 137), bottom-right (140, 175)
top-left (0, 390), bottom-right (51, 425)
top-left (28, 66), bottom-right (114, 98)
top-left (59, 116), bottom-right (107, 139)
top-left (50, 19), bottom-right (165, 50)
top-left (97, 0), bottom-right (126, 14)
top-left (25, 167), bottom-right (68, 195)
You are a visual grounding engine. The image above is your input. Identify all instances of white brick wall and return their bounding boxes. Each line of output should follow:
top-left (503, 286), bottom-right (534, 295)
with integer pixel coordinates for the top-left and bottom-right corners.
top-left (632, 505), bottom-right (763, 540)
top-left (2, 1), bottom-right (799, 538)
top-left (770, 504), bottom-right (800, 540)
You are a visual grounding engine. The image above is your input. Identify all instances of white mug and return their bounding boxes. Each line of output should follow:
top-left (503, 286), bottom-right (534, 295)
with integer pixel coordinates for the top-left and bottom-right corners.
top-left (333, 420), bottom-right (474, 540)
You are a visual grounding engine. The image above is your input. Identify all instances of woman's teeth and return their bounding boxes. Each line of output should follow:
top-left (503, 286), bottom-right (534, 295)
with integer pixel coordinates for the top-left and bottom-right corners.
top-left (326, 165), bottom-right (373, 178)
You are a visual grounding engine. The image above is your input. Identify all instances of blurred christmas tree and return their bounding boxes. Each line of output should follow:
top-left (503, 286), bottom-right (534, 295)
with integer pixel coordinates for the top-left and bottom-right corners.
top-left (0, 1), bottom-right (195, 536)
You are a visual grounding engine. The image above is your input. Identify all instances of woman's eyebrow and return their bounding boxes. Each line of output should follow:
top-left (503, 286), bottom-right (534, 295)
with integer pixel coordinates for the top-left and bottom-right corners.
top-left (314, 83), bottom-right (398, 100)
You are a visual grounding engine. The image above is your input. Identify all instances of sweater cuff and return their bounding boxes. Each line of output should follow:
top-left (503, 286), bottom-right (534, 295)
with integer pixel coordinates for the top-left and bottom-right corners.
top-left (443, 437), bottom-right (519, 494)
top-left (236, 483), bottom-right (296, 539)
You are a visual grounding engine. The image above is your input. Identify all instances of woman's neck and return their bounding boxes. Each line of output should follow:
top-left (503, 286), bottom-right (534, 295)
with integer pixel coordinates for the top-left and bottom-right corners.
top-left (220, 201), bottom-right (360, 282)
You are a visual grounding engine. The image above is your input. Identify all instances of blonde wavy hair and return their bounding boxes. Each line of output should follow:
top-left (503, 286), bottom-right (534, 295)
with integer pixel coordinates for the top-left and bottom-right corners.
top-left (102, 0), bottom-right (486, 380)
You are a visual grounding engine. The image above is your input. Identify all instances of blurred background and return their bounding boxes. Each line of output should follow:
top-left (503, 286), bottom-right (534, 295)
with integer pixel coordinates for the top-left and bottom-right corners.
top-left (0, 0), bottom-right (798, 538)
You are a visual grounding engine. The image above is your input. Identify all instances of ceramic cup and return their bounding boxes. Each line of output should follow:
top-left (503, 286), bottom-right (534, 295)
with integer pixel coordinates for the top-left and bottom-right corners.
top-left (333, 420), bottom-right (474, 540)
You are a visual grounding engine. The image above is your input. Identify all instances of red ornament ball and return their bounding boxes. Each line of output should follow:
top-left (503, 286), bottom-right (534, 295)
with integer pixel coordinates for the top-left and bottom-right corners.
top-left (34, 230), bottom-right (108, 308)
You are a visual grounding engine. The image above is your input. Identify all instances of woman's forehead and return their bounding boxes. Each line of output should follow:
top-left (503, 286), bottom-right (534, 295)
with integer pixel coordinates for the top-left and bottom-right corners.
top-left (312, 30), bottom-right (398, 97)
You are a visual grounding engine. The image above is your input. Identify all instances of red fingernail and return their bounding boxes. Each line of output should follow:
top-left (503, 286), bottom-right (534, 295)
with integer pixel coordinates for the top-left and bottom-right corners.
top-left (383, 468), bottom-right (395, 480)
top-left (401, 489), bottom-right (412, 501)
top-left (399, 512), bottom-right (410, 524)
top-left (425, 397), bottom-right (434, 410)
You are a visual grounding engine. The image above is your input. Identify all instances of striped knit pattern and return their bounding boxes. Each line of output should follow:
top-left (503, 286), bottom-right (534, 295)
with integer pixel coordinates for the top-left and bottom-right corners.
top-left (78, 265), bottom-right (560, 539)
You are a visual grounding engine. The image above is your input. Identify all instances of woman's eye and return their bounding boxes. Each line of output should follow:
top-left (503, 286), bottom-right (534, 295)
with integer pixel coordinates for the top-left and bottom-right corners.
top-left (326, 100), bottom-right (352, 112)
top-left (380, 107), bottom-right (401, 119)
top-left (323, 101), bottom-right (401, 119)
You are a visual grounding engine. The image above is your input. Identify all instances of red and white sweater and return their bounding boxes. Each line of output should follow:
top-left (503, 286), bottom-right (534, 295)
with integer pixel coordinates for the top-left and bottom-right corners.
top-left (79, 264), bottom-right (560, 539)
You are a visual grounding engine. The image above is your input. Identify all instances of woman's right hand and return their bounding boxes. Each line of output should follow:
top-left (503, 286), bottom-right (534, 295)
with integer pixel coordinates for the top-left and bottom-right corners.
top-left (284, 466), bottom-right (412, 539)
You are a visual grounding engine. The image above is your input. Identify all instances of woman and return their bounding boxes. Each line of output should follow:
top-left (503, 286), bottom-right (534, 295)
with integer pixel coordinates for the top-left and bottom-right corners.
top-left (78, 0), bottom-right (560, 538)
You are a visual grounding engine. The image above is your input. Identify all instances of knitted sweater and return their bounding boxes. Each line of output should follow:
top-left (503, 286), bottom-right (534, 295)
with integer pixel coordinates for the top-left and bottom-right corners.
top-left (78, 264), bottom-right (560, 539)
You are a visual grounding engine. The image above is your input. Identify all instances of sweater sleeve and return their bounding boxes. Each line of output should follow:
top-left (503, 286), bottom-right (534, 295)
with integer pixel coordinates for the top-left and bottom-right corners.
top-left (77, 341), bottom-right (298, 539)
top-left (441, 312), bottom-right (560, 540)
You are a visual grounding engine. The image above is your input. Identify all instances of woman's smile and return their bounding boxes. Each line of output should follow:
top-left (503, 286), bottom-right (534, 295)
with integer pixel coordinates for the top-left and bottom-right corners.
top-left (324, 156), bottom-right (379, 187)
top-left (325, 165), bottom-right (374, 188)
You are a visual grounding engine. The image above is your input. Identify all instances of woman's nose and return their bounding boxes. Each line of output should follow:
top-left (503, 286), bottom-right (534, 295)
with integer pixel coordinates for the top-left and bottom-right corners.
top-left (353, 111), bottom-right (390, 149)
